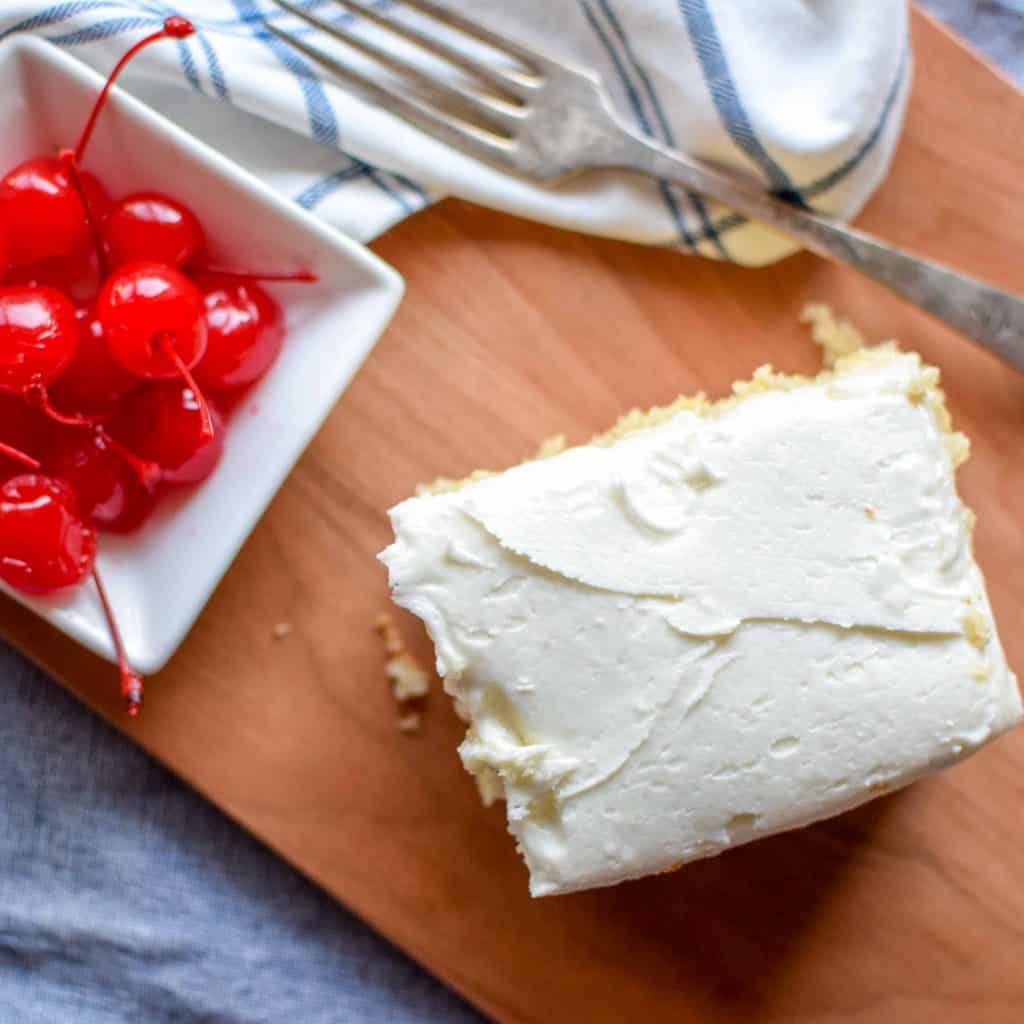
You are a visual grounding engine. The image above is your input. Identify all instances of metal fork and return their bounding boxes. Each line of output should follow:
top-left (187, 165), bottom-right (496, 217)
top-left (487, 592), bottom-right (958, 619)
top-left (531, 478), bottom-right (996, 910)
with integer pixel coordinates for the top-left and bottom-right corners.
top-left (267, 0), bottom-right (1024, 372)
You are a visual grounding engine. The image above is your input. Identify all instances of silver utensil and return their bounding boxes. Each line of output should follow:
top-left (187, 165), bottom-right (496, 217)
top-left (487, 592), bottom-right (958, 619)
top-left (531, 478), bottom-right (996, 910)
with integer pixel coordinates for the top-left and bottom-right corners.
top-left (267, 0), bottom-right (1024, 372)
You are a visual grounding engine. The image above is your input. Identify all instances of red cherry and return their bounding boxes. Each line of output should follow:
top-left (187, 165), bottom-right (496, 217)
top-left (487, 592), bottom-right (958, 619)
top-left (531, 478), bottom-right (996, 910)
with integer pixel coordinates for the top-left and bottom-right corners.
top-left (0, 471), bottom-right (144, 713)
top-left (106, 192), bottom-right (204, 269)
top-left (111, 381), bottom-right (223, 485)
top-left (0, 159), bottom-right (110, 270)
top-left (0, 285), bottom-right (103, 428)
top-left (46, 426), bottom-right (157, 534)
top-left (193, 274), bottom-right (284, 392)
top-left (0, 221), bottom-right (8, 281)
top-left (96, 261), bottom-right (214, 439)
top-left (48, 305), bottom-right (138, 415)
top-left (97, 261), bottom-right (207, 379)
top-left (0, 392), bottom-right (51, 474)
top-left (0, 473), bottom-right (95, 593)
top-left (0, 285), bottom-right (79, 390)
top-left (7, 249), bottom-right (102, 305)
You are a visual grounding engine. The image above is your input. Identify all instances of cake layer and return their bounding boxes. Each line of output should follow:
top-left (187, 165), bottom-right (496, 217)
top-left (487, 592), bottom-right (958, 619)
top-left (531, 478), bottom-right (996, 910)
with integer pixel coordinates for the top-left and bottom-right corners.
top-left (380, 345), bottom-right (1021, 896)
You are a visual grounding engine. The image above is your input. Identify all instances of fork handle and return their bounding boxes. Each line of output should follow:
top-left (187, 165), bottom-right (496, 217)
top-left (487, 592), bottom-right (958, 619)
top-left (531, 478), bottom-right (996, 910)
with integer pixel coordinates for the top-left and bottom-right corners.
top-left (619, 133), bottom-right (1024, 372)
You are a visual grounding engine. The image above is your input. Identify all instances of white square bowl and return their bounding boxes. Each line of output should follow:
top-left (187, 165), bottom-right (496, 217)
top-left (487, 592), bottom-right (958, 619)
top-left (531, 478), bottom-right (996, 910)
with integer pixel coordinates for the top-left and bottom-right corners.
top-left (0, 36), bottom-right (404, 673)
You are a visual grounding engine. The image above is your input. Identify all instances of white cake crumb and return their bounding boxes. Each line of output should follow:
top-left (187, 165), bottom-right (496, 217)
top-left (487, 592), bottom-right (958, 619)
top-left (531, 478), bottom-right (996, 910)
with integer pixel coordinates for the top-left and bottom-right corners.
top-left (397, 712), bottom-right (422, 733)
top-left (375, 614), bottom-right (431, 730)
top-left (801, 303), bottom-right (867, 365)
top-left (387, 655), bottom-right (430, 701)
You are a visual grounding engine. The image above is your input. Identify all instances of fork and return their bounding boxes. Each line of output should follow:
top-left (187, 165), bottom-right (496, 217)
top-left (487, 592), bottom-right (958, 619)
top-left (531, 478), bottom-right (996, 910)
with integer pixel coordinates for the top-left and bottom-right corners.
top-left (267, 0), bottom-right (1024, 372)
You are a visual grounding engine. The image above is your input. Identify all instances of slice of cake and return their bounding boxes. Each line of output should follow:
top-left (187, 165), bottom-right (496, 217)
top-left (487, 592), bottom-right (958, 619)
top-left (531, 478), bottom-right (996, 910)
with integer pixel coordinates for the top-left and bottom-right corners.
top-left (379, 330), bottom-right (1021, 897)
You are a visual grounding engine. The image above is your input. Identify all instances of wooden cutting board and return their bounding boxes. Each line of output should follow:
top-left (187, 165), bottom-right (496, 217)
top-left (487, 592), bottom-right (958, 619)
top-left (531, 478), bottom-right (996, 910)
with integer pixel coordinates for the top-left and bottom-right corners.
top-left (4, 9), bottom-right (1023, 1022)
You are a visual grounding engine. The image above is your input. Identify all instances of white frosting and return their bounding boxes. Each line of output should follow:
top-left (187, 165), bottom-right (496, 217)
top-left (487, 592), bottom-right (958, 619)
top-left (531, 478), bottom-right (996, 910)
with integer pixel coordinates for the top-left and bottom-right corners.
top-left (380, 351), bottom-right (1022, 896)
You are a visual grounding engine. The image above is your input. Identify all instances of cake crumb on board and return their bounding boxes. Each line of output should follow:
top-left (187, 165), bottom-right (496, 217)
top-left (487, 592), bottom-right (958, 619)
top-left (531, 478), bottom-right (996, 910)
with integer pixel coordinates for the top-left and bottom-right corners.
top-left (397, 712), bottom-right (422, 733)
top-left (375, 613), bottom-right (431, 733)
top-left (801, 303), bottom-right (867, 365)
top-left (272, 621), bottom-right (293, 640)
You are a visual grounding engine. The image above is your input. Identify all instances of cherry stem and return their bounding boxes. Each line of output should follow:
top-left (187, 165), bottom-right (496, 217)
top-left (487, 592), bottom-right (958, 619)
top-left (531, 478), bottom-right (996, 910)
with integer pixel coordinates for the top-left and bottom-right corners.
top-left (193, 265), bottom-right (319, 284)
top-left (155, 334), bottom-right (214, 441)
top-left (0, 441), bottom-right (40, 470)
top-left (59, 148), bottom-right (108, 279)
top-left (92, 565), bottom-right (143, 717)
top-left (23, 377), bottom-right (105, 427)
top-left (95, 426), bottom-right (162, 489)
top-left (74, 16), bottom-right (196, 164)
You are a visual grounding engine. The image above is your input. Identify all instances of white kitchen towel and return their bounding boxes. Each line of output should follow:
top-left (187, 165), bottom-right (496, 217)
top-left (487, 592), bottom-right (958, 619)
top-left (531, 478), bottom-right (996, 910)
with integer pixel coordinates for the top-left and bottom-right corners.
top-left (0, 1), bottom-right (910, 264)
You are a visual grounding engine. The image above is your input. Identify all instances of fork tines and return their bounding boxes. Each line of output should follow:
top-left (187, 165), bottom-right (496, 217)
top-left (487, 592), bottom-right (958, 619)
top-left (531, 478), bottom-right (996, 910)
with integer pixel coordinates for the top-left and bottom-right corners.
top-left (266, 0), bottom-right (543, 165)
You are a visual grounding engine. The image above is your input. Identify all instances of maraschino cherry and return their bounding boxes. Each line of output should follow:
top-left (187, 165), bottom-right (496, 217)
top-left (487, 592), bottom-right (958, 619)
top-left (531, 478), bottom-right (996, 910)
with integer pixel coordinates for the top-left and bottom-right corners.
top-left (0, 161), bottom-right (110, 272)
top-left (193, 273), bottom-right (284, 392)
top-left (46, 426), bottom-right (158, 534)
top-left (0, 392), bottom-right (49, 474)
top-left (48, 304), bottom-right (138, 416)
top-left (8, 250), bottom-right (104, 305)
top-left (112, 381), bottom-right (223, 485)
top-left (0, 474), bottom-right (95, 593)
top-left (0, 285), bottom-right (79, 398)
top-left (0, 284), bottom-right (111, 426)
top-left (97, 260), bottom-right (214, 437)
top-left (106, 192), bottom-right (204, 269)
top-left (98, 261), bottom-right (207, 378)
top-left (0, 472), bottom-right (143, 714)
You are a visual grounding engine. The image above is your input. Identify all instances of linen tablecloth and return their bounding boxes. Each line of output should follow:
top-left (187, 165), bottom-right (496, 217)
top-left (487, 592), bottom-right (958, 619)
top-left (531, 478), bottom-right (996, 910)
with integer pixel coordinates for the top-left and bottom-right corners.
top-left (0, 2), bottom-right (1020, 1021)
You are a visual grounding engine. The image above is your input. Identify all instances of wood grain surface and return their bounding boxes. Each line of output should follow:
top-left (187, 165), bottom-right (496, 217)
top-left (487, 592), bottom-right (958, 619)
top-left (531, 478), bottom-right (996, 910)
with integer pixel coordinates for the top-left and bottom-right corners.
top-left (3, 9), bottom-right (1023, 1023)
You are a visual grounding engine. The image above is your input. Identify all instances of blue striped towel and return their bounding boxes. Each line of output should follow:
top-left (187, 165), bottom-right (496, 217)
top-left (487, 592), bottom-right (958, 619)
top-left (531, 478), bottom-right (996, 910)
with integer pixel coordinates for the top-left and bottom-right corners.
top-left (0, 0), bottom-right (910, 265)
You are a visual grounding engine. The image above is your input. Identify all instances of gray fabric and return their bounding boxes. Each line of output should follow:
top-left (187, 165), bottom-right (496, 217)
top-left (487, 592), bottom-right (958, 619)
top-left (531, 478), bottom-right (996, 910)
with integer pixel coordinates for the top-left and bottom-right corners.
top-left (0, 660), bottom-right (483, 1024)
top-left (0, 3), bottom-right (1017, 1021)
top-left (923, 0), bottom-right (1024, 82)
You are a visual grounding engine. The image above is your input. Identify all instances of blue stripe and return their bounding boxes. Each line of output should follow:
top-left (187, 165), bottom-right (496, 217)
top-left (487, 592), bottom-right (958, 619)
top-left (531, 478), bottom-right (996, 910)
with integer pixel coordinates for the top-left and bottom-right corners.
top-left (678, 0), bottom-right (805, 206)
top-left (140, 0), bottom-right (206, 94)
top-left (690, 48), bottom-right (911, 243)
top-left (580, 1), bottom-right (653, 137)
top-left (384, 169), bottom-right (431, 207)
top-left (44, 15), bottom-right (160, 46)
top-left (365, 168), bottom-right (415, 216)
top-left (196, 30), bottom-right (230, 99)
top-left (184, 0), bottom-right (387, 40)
top-left (0, 0), bottom-right (370, 39)
top-left (230, 0), bottom-right (339, 147)
top-left (295, 160), bottom-right (427, 219)
top-left (368, 164), bottom-right (428, 208)
top-left (801, 45), bottom-right (910, 200)
top-left (595, 0), bottom-right (729, 259)
top-left (26, 0), bottom-right (202, 100)
top-left (0, 0), bottom-right (112, 38)
top-left (295, 162), bottom-right (372, 210)
top-left (373, 168), bottom-right (430, 213)
top-left (578, 0), bottom-right (698, 251)
top-left (233, 0), bottom-right (424, 214)
top-left (176, 35), bottom-right (200, 91)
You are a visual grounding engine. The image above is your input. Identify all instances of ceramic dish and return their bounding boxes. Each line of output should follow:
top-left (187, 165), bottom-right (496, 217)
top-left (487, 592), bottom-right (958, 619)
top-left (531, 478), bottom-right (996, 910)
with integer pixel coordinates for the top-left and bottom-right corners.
top-left (0, 35), bottom-right (404, 673)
